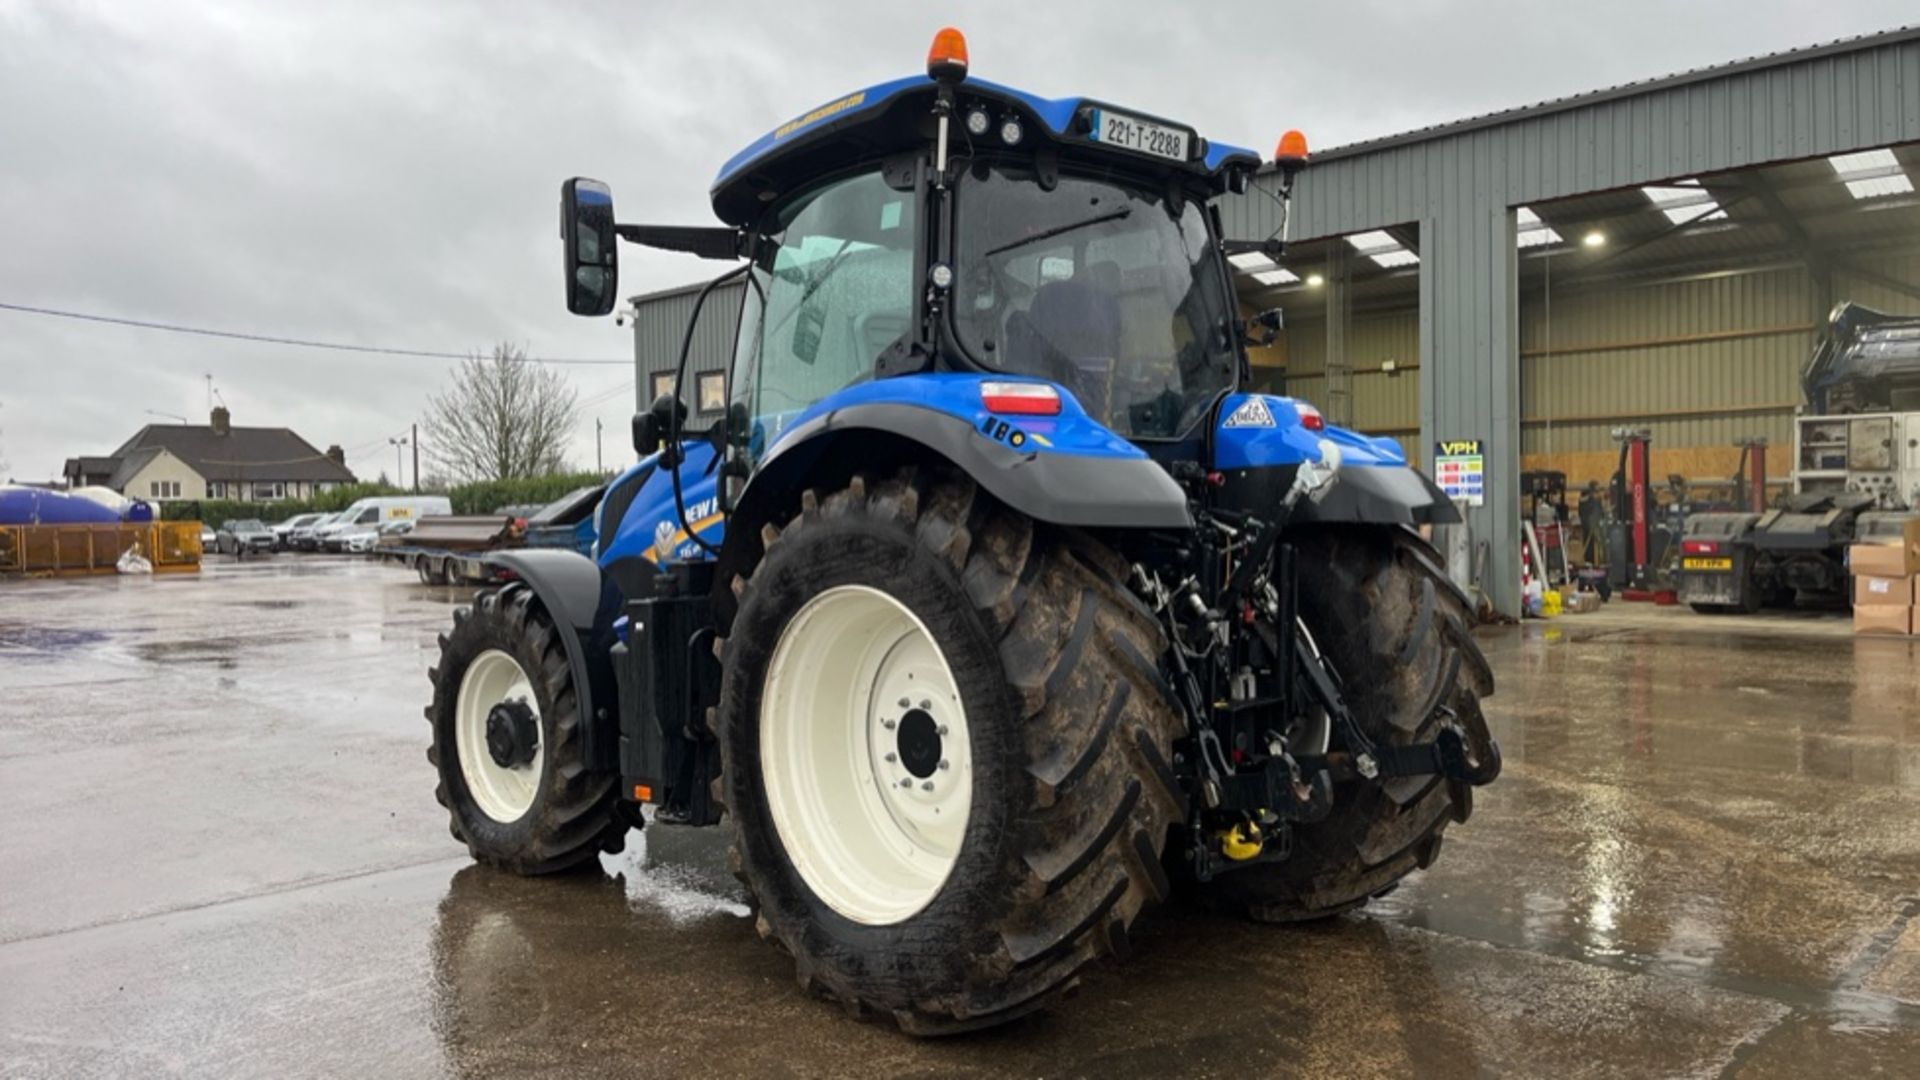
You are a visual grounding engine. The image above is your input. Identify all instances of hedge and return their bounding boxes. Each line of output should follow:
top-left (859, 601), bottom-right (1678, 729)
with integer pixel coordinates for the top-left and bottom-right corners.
top-left (161, 472), bottom-right (611, 523)
top-left (448, 472), bottom-right (607, 514)
top-left (161, 482), bottom-right (409, 524)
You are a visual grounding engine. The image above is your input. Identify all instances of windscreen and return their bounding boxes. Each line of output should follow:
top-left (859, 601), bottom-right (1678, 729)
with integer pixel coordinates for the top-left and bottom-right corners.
top-left (730, 168), bottom-right (917, 452)
top-left (951, 162), bottom-right (1237, 439)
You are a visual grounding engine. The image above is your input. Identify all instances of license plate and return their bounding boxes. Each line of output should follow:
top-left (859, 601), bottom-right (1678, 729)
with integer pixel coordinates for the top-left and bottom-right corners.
top-left (1089, 108), bottom-right (1190, 162)
top-left (1682, 557), bottom-right (1732, 571)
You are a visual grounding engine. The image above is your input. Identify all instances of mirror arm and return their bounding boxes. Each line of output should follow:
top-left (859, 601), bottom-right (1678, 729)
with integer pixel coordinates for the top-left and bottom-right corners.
top-left (1220, 237), bottom-right (1285, 261)
top-left (614, 224), bottom-right (748, 261)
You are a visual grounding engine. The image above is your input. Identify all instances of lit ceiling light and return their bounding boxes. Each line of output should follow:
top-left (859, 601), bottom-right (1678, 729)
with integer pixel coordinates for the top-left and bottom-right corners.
top-left (1306, 273), bottom-right (1325, 287)
top-left (1642, 180), bottom-right (1726, 224)
top-left (1515, 206), bottom-right (1563, 248)
top-left (1583, 230), bottom-right (1606, 248)
top-left (1251, 268), bottom-right (1299, 286)
top-left (1227, 251), bottom-right (1277, 272)
top-left (1828, 147), bottom-right (1913, 199)
top-left (1345, 229), bottom-right (1418, 268)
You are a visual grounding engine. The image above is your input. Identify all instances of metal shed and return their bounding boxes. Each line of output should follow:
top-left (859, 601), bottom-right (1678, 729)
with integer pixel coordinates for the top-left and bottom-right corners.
top-left (1224, 26), bottom-right (1920, 614)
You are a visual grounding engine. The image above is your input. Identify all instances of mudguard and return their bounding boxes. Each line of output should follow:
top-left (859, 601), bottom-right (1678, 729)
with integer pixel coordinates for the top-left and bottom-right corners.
top-left (1213, 393), bottom-right (1461, 526)
top-left (483, 548), bottom-right (623, 773)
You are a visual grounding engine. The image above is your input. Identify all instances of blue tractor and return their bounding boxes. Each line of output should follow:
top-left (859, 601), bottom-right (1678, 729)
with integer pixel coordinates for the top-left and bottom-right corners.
top-left (426, 29), bottom-right (1498, 1033)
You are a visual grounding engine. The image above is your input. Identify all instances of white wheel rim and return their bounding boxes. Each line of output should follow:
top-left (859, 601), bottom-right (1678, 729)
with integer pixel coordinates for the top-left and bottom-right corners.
top-left (455, 649), bottom-right (544, 823)
top-left (760, 584), bottom-right (971, 926)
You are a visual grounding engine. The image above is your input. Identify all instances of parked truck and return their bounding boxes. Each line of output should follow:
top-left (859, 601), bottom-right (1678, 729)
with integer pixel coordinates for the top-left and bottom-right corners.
top-left (1679, 306), bottom-right (1920, 612)
top-left (422, 29), bottom-right (1500, 1033)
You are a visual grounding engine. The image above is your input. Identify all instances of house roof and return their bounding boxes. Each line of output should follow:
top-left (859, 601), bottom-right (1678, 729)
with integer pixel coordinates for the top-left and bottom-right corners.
top-left (106, 447), bottom-right (165, 490)
top-left (63, 455), bottom-right (122, 477)
top-left (110, 423), bottom-right (357, 484)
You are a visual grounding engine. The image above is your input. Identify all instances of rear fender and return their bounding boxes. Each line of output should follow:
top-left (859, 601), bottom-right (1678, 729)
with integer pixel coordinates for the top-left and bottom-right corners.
top-left (483, 549), bottom-right (622, 773)
top-left (710, 391), bottom-right (1192, 625)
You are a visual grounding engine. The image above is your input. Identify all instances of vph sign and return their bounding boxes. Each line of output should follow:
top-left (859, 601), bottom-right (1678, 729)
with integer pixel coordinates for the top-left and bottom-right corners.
top-left (1433, 439), bottom-right (1486, 507)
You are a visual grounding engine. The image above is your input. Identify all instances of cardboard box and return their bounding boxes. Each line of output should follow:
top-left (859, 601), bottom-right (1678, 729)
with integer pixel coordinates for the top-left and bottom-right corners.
top-left (1853, 573), bottom-right (1917, 607)
top-left (1853, 604), bottom-right (1914, 637)
top-left (1561, 592), bottom-right (1601, 614)
top-left (1850, 519), bottom-right (1920, 577)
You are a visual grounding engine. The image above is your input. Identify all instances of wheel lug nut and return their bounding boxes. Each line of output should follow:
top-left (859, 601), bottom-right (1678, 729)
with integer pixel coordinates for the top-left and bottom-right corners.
top-left (921, 781), bottom-right (934, 791)
top-left (884, 752), bottom-right (897, 763)
top-left (900, 778), bottom-right (914, 789)
top-left (898, 697), bottom-right (911, 708)
top-left (937, 725), bottom-right (948, 737)
top-left (938, 760), bottom-right (949, 770)
top-left (882, 718), bottom-right (896, 730)
top-left (918, 699), bottom-right (931, 710)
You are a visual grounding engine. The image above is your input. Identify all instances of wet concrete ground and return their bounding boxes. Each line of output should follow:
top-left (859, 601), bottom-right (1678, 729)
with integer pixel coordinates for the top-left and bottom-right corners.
top-left (2, 557), bottom-right (1917, 1078)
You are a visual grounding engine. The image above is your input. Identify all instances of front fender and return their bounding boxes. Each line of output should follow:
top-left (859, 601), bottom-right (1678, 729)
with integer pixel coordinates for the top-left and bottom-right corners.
top-left (484, 549), bottom-right (623, 772)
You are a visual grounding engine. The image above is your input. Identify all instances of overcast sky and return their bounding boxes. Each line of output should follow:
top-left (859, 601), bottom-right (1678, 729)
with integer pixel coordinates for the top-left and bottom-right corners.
top-left (1, 0), bottom-right (1911, 484)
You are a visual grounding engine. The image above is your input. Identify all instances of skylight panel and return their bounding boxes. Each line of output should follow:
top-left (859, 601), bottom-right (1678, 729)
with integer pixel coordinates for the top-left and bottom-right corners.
top-left (1345, 229), bottom-right (1418, 267)
top-left (1829, 148), bottom-right (1912, 200)
top-left (1642, 181), bottom-right (1726, 224)
top-left (1515, 206), bottom-right (1563, 248)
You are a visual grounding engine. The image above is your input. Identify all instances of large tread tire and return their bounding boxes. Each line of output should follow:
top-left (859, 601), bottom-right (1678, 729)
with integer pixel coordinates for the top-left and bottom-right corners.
top-left (427, 585), bottom-right (626, 874)
top-left (1204, 525), bottom-right (1496, 923)
top-left (714, 468), bottom-right (1186, 1034)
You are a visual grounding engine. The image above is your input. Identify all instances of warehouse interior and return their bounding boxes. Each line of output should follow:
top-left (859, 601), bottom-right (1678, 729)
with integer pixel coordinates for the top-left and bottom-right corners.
top-left (1234, 139), bottom-right (1920, 500)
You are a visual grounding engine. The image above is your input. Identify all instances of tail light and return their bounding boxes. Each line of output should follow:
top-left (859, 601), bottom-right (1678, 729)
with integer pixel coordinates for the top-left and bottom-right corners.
top-left (1681, 540), bottom-right (1722, 555)
top-left (981, 382), bottom-right (1061, 416)
top-left (1294, 402), bottom-right (1325, 431)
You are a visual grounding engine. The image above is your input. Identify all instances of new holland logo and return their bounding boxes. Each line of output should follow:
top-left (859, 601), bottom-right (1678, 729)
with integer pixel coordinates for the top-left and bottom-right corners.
top-left (1222, 398), bottom-right (1277, 429)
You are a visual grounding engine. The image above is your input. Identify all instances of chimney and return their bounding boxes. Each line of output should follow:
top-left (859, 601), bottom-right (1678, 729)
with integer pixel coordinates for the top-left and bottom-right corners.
top-left (326, 445), bottom-right (345, 468)
top-left (210, 406), bottom-right (231, 436)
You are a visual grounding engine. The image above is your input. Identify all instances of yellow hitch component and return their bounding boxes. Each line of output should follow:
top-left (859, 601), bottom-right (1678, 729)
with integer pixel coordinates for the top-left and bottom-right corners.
top-left (1218, 821), bottom-right (1264, 861)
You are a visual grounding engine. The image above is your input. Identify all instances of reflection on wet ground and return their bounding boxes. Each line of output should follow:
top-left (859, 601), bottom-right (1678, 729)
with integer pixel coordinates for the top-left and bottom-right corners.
top-left (2, 558), bottom-right (1917, 1077)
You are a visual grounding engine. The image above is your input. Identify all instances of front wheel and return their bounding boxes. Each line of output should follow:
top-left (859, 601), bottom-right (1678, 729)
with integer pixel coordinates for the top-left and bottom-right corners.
top-left (715, 469), bottom-right (1186, 1034)
top-left (426, 585), bottom-right (625, 873)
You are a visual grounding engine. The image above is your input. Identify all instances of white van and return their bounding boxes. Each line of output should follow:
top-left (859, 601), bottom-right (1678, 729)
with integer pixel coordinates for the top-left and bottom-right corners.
top-left (316, 496), bottom-right (451, 551)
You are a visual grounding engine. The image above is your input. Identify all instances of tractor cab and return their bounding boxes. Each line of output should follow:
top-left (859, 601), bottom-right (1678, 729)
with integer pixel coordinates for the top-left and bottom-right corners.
top-left (562, 27), bottom-right (1291, 476)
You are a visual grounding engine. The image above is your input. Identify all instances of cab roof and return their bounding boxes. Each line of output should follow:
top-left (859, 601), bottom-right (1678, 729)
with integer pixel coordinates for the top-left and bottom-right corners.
top-left (709, 73), bottom-right (1260, 226)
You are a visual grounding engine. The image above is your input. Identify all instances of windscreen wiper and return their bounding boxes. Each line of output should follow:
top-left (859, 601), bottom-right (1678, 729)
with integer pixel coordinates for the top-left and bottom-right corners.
top-left (985, 208), bottom-right (1132, 259)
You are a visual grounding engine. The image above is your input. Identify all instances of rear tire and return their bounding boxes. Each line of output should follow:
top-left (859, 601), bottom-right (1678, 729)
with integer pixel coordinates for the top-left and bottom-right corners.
top-left (715, 469), bottom-right (1185, 1033)
top-left (1202, 526), bottom-right (1495, 923)
top-left (427, 585), bottom-right (625, 874)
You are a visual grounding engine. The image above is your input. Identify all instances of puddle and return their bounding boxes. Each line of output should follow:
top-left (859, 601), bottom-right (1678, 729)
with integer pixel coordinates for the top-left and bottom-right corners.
top-left (598, 826), bottom-right (749, 924)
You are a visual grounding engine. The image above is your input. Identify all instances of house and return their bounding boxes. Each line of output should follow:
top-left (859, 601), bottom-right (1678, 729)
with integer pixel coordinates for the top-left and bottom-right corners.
top-left (63, 407), bottom-right (357, 504)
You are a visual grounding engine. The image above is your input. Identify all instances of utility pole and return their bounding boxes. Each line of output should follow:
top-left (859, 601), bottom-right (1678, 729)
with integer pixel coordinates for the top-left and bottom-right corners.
top-left (411, 423), bottom-right (419, 492)
top-left (596, 418), bottom-right (603, 474)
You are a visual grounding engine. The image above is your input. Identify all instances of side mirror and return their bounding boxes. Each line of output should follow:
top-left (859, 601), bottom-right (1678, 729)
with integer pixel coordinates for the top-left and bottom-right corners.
top-left (1247, 307), bottom-right (1284, 348)
top-left (561, 178), bottom-right (619, 316)
top-left (631, 393), bottom-right (690, 457)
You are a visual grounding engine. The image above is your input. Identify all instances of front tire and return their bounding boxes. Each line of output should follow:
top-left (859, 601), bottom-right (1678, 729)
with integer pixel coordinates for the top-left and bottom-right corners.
top-left (716, 469), bottom-right (1185, 1033)
top-left (426, 585), bottom-right (625, 874)
top-left (1202, 526), bottom-right (1496, 922)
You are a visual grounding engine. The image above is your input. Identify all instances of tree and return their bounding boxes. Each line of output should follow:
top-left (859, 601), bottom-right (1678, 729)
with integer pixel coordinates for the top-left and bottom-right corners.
top-left (421, 343), bottom-right (579, 484)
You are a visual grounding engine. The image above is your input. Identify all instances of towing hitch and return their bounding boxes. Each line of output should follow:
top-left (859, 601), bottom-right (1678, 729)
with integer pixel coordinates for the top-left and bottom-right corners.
top-left (1298, 720), bottom-right (1503, 788)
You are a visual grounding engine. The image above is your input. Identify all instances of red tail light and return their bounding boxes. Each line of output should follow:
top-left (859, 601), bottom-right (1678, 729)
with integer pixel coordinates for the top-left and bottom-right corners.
top-left (981, 381), bottom-right (1061, 416)
top-left (1295, 402), bottom-right (1325, 431)
top-left (1682, 540), bottom-right (1722, 555)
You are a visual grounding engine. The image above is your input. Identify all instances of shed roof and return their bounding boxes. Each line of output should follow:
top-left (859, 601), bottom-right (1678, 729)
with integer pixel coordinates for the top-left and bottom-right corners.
top-left (1302, 25), bottom-right (1920, 165)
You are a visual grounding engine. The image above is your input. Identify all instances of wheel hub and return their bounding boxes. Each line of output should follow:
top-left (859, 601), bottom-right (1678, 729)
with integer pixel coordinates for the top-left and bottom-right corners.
top-left (895, 708), bottom-right (942, 779)
top-left (485, 700), bottom-right (539, 769)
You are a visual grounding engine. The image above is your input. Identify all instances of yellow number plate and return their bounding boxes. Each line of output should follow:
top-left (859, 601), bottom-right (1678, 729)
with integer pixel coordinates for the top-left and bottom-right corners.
top-left (1682, 556), bottom-right (1732, 571)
